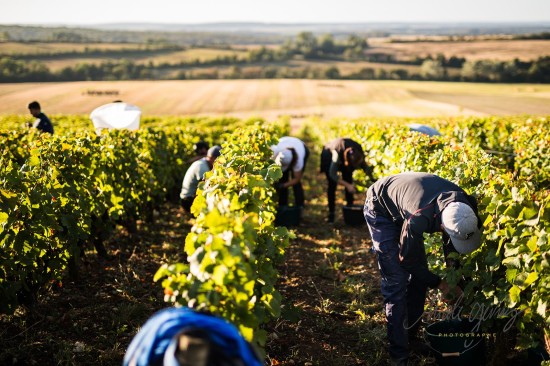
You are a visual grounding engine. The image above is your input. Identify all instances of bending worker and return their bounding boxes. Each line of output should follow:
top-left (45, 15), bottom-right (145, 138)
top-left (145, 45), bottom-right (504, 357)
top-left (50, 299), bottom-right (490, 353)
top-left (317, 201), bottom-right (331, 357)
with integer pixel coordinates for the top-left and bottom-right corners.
top-left (364, 172), bottom-right (482, 366)
top-left (272, 136), bottom-right (309, 209)
top-left (320, 137), bottom-right (374, 223)
top-left (180, 146), bottom-right (221, 213)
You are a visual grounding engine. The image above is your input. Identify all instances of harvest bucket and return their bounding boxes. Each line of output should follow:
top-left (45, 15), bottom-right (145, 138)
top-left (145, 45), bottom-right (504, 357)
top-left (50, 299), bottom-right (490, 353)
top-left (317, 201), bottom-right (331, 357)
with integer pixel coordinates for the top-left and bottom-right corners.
top-left (425, 318), bottom-right (485, 365)
top-left (342, 205), bottom-right (365, 226)
top-left (275, 206), bottom-right (301, 227)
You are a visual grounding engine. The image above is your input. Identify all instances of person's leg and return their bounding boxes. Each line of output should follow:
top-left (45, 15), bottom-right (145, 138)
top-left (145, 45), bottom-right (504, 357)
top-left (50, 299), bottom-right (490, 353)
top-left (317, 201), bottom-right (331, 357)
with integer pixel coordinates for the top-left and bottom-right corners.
top-left (277, 170), bottom-right (290, 206)
top-left (293, 145), bottom-right (310, 208)
top-left (406, 277), bottom-right (427, 337)
top-left (181, 197), bottom-right (194, 213)
top-left (342, 169), bottom-right (354, 206)
top-left (406, 277), bottom-right (430, 356)
top-left (365, 209), bottom-right (410, 362)
top-left (292, 171), bottom-right (305, 207)
top-left (326, 172), bottom-right (337, 222)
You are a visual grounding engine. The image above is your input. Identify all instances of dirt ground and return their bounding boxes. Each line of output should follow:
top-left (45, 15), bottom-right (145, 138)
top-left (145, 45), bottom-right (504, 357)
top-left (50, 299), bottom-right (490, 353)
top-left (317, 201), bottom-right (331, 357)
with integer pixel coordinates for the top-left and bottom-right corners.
top-left (0, 143), bottom-right (541, 366)
top-left (0, 147), bottom-right (423, 366)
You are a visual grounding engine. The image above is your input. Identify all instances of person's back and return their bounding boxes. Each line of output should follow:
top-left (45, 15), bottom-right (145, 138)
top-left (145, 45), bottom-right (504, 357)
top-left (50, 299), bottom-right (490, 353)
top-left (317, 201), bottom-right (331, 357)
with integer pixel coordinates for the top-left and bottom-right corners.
top-left (180, 158), bottom-right (210, 200)
top-left (28, 101), bottom-right (53, 134)
top-left (180, 146), bottom-right (222, 213)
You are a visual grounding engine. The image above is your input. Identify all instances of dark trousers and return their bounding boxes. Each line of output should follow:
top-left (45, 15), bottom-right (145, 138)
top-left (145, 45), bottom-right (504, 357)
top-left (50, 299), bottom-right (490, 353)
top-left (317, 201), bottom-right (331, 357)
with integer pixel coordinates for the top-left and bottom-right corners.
top-left (277, 145), bottom-right (309, 207)
top-left (364, 207), bottom-right (427, 361)
top-left (320, 148), bottom-right (354, 215)
top-left (181, 196), bottom-right (195, 213)
top-left (325, 169), bottom-right (354, 214)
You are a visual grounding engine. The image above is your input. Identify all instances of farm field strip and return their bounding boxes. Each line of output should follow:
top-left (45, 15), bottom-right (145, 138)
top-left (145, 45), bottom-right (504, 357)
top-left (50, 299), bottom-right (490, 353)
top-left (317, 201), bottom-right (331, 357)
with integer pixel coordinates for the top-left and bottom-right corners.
top-left (367, 38), bottom-right (550, 62)
top-left (0, 42), bottom-right (150, 55)
top-left (1, 80), bottom-right (550, 119)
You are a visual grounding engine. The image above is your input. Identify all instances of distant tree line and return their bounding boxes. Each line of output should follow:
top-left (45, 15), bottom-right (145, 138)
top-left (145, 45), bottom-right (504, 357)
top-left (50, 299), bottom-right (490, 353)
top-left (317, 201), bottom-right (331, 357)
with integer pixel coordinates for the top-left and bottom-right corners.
top-left (0, 58), bottom-right (152, 82)
top-left (2, 44), bottom-right (183, 60)
top-left (0, 25), bottom-right (285, 46)
top-left (1, 30), bottom-right (549, 83)
top-left (2, 55), bottom-right (549, 83)
top-left (513, 32), bottom-right (550, 40)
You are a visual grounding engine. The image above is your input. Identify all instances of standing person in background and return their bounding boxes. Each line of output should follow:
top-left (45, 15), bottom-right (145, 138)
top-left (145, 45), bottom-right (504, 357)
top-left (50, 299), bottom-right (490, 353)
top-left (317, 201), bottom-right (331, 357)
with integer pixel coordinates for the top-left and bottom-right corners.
top-left (180, 146), bottom-right (221, 213)
top-left (28, 101), bottom-right (54, 134)
top-left (364, 172), bottom-right (482, 366)
top-left (186, 141), bottom-right (209, 164)
top-left (272, 136), bottom-right (309, 210)
top-left (320, 137), bottom-right (374, 223)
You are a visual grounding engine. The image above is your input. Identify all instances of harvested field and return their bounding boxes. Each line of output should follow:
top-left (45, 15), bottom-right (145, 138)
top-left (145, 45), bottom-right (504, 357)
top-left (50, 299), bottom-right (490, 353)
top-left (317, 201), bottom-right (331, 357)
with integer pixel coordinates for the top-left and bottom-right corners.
top-left (367, 38), bottom-right (550, 62)
top-left (1, 80), bottom-right (550, 121)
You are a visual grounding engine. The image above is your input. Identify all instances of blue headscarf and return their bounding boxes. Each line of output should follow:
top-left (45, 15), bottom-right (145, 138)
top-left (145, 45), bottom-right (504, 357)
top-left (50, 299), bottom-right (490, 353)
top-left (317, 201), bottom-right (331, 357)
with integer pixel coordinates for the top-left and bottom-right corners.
top-left (123, 307), bottom-right (262, 366)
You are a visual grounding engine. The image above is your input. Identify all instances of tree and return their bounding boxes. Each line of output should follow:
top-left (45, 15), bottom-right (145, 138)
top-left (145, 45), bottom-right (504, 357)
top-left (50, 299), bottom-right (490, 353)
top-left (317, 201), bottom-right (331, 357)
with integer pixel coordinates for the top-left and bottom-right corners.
top-left (319, 34), bottom-right (336, 55)
top-left (324, 66), bottom-right (341, 79)
top-left (351, 67), bottom-right (376, 80)
top-left (294, 32), bottom-right (319, 59)
top-left (343, 35), bottom-right (368, 60)
top-left (528, 57), bottom-right (550, 83)
top-left (390, 69), bottom-right (409, 80)
top-left (346, 34), bottom-right (368, 50)
top-left (0, 31), bottom-right (10, 42)
top-left (421, 59), bottom-right (446, 80)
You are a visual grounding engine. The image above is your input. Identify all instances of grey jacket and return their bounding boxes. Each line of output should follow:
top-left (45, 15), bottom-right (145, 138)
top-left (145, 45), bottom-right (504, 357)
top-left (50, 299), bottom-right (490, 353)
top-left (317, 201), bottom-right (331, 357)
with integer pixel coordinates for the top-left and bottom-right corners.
top-left (365, 172), bottom-right (481, 288)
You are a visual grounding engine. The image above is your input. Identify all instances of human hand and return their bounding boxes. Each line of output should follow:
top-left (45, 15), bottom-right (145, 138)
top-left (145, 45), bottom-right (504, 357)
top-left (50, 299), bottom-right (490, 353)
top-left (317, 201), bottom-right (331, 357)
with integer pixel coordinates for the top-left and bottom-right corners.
top-left (345, 184), bottom-right (357, 194)
top-left (438, 280), bottom-right (463, 302)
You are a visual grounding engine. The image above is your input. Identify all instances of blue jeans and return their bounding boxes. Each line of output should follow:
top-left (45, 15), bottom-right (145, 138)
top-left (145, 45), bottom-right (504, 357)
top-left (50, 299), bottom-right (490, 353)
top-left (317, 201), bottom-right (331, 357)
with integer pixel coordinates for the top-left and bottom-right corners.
top-left (364, 207), bottom-right (427, 361)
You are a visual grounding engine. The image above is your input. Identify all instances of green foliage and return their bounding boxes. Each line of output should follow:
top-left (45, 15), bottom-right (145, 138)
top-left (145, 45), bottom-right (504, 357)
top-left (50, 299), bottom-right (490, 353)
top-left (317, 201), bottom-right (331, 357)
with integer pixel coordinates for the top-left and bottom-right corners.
top-left (316, 115), bottom-right (550, 349)
top-left (0, 122), bottom-right (215, 313)
top-left (155, 124), bottom-right (291, 347)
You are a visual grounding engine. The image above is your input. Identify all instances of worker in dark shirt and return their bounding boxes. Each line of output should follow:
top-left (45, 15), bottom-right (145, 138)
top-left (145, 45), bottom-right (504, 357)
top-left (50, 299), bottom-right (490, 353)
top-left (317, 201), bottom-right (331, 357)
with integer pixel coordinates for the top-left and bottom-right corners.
top-left (363, 172), bottom-right (482, 366)
top-left (320, 138), bottom-right (374, 222)
top-left (28, 101), bottom-right (54, 134)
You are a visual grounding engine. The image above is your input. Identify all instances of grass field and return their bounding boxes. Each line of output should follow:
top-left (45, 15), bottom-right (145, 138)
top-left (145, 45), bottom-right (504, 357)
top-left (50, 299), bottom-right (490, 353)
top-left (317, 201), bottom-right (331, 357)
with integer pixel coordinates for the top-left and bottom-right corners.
top-left (0, 42), bottom-right (155, 55)
top-left (1, 80), bottom-right (549, 122)
top-left (39, 48), bottom-right (249, 71)
top-left (367, 38), bottom-right (550, 62)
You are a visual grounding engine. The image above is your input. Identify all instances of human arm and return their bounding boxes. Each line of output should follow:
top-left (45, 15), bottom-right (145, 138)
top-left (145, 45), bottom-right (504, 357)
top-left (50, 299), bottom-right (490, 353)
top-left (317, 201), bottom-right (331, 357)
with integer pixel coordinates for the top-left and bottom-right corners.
top-left (437, 279), bottom-right (463, 301)
top-left (400, 218), bottom-right (467, 300)
top-left (328, 150), bottom-right (356, 193)
top-left (279, 170), bottom-right (303, 188)
top-left (399, 217), bottom-right (442, 289)
top-left (360, 160), bottom-right (376, 182)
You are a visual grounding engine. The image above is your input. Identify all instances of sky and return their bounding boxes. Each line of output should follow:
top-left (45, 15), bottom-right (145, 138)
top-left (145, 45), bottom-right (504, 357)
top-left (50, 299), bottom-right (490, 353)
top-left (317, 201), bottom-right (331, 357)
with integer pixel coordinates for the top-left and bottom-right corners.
top-left (1, 0), bottom-right (549, 25)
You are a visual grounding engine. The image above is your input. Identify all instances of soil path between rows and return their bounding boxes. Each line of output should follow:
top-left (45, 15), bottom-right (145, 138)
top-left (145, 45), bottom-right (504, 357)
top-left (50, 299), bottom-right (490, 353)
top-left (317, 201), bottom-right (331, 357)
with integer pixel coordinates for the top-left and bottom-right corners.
top-left (0, 144), bottom-right (437, 366)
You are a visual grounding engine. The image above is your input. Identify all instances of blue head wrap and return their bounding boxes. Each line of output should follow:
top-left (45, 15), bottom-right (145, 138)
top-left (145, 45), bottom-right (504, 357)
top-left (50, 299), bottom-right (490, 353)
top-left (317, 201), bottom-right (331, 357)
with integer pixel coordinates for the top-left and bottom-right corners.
top-left (123, 307), bottom-right (262, 366)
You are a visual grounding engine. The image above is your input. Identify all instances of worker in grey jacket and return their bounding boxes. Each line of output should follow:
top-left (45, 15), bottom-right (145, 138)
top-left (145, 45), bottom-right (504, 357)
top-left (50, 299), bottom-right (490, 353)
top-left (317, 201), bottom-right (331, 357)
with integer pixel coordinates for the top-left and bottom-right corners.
top-left (364, 172), bottom-right (482, 366)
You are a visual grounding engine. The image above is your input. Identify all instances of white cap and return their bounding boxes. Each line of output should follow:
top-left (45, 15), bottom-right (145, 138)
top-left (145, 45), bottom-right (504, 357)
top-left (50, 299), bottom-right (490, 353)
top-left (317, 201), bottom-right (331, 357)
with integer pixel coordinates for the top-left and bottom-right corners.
top-left (441, 202), bottom-right (481, 254)
top-left (274, 150), bottom-right (292, 171)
